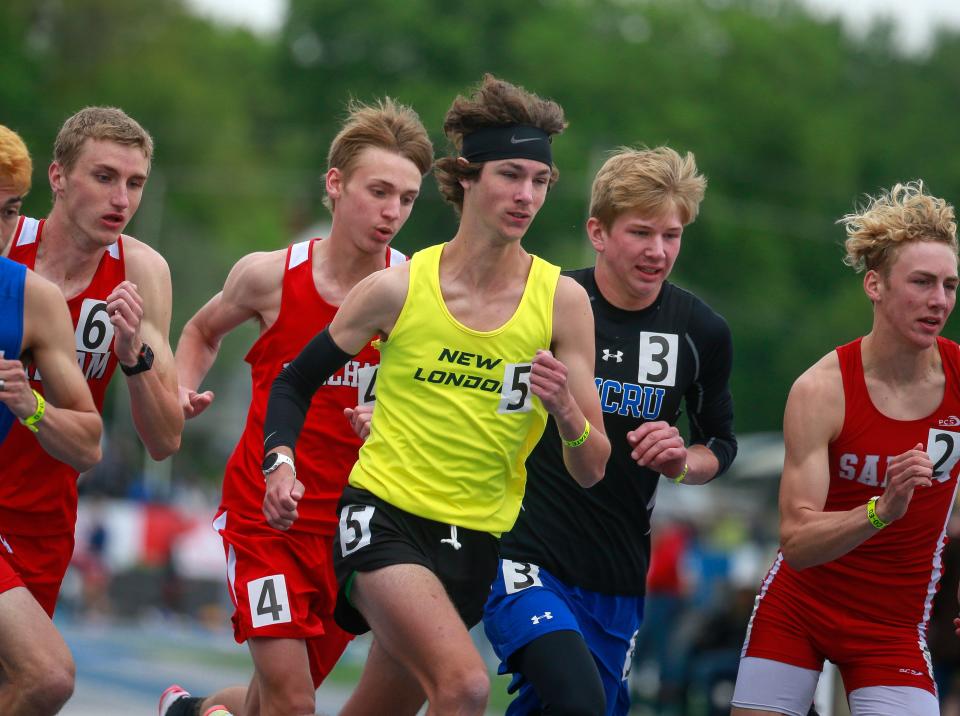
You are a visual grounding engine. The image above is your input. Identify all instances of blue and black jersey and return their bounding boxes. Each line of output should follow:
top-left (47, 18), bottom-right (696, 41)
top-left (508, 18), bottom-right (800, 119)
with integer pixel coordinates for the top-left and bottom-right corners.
top-left (0, 256), bottom-right (27, 442)
top-left (500, 267), bottom-right (736, 595)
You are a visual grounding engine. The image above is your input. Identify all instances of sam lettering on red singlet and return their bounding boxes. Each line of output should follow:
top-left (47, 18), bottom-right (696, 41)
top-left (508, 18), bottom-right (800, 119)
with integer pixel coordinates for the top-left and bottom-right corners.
top-left (838, 445), bottom-right (958, 488)
top-left (27, 349), bottom-right (112, 383)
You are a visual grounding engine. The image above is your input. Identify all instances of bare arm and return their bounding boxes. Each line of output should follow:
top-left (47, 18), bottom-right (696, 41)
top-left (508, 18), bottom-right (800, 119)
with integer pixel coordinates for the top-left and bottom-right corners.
top-left (537, 276), bottom-right (610, 488)
top-left (1, 272), bottom-right (103, 471)
top-left (112, 239), bottom-right (183, 459)
top-left (779, 353), bottom-right (933, 569)
top-left (175, 251), bottom-right (284, 418)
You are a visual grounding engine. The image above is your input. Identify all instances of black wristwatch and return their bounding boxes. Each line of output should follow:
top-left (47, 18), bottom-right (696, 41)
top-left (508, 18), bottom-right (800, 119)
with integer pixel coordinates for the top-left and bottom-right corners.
top-left (262, 452), bottom-right (296, 479)
top-left (120, 342), bottom-right (155, 376)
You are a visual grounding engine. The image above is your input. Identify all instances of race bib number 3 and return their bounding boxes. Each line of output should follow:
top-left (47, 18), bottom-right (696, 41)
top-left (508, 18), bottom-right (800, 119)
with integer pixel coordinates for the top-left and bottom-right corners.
top-left (502, 559), bottom-right (543, 594)
top-left (247, 574), bottom-right (291, 628)
top-left (637, 332), bottom-right (678, 387)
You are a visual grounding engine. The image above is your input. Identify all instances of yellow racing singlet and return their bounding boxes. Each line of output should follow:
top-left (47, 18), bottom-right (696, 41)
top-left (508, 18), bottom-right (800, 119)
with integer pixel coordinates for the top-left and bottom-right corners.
top-left (349, 242), bottom-right (560, 535)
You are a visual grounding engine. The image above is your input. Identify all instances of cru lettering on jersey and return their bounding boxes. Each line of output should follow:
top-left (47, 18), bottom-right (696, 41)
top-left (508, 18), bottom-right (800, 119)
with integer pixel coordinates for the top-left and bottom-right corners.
top-left (595, 378), bottom-right (666, 421)
top-left (591, 331), bottom-right (679, 421)
top-left (837, 427), bottom-right (960, 486)
top-left (410, 346), bottom-right (535, 414)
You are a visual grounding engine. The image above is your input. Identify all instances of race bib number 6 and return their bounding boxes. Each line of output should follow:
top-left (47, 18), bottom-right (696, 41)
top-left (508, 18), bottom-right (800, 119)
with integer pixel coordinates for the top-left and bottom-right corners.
top-left (75, 298), bottom-right (115, 353)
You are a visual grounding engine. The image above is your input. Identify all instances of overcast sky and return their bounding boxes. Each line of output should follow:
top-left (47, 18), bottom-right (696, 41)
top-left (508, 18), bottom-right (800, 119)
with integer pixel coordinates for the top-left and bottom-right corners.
top-left (187, 0), bottom-right (960, 53)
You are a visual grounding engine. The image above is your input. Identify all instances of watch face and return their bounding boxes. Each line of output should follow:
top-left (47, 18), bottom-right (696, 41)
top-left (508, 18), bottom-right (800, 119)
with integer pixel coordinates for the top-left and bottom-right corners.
top-left (262, 453), bottom-right (279, 473)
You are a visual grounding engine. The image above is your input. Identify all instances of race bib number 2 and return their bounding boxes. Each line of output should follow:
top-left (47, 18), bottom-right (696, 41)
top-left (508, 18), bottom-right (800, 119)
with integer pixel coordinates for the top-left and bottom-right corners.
top-left (929, 428), bottom-right (960, 483)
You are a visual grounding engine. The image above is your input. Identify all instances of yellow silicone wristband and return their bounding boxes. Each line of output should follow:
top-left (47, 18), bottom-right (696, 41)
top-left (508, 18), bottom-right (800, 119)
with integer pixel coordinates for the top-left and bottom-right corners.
top-left (19, 389), bottom-right (45, 433)
top-left (672, 464), bottom-right (690, 484)
top-left (563, 419), bottom-right (590, 448)
top-left (867, 495), bottom-right (887, 530)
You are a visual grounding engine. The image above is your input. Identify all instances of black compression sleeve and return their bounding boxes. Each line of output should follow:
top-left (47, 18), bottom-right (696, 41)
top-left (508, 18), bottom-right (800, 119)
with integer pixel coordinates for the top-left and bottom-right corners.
top-left (686, 308), bottom-right (737, 477)
top-left (263, 327), bottom-right (355, 454)
top-left (509, 630), bottom-right (606, 716)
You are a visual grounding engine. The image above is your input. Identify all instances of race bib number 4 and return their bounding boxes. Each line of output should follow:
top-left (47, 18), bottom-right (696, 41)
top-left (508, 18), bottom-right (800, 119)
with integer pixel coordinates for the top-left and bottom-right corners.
top-left (247, 574), bottom-right (291, 628)
top-left (357, 365), bottom-right (377, 406)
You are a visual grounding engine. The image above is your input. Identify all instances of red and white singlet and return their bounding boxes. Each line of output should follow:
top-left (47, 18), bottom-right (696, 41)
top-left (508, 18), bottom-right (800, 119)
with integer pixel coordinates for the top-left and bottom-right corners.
top-left (743, 336), bottom-right (960, 693)
top-left (0, 217), bottom-right (124, 536)
top-left (218, 238), bottom-right (405, 535)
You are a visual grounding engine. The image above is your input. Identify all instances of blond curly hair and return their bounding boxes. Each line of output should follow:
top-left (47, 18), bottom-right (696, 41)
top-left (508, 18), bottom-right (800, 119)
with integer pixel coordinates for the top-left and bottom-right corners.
top-left (841, 181), bottom-right (957, 275)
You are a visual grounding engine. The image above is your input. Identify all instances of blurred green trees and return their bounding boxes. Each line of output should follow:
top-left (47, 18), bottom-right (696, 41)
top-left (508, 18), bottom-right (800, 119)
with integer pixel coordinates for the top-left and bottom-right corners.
top-left (4, 0), bottom-right (959, 483)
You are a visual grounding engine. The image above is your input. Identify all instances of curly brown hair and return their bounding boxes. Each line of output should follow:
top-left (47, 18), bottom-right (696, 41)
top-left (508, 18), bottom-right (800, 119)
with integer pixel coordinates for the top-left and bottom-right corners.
top-left (434, 74), bottom-right (567, 213)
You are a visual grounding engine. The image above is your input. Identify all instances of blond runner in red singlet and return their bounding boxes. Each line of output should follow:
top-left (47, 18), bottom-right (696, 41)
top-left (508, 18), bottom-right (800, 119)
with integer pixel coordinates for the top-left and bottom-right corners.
top-left (732, 182), bottom-right (958, 716)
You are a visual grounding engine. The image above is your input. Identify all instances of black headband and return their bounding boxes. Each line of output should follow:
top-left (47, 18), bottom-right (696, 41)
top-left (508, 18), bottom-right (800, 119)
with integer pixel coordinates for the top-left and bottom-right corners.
top-left (460, 125), bottom-right (553, 167)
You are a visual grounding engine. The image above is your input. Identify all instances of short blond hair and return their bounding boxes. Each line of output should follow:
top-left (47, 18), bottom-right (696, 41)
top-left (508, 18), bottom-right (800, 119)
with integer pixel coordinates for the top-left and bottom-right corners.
top-left (434, 74), bottom-right (567, 213)
top-left (841, 181), bottom-right (957, 275)
top-left (324, 97), bottom-right (433, 212)
top-left (589, 146), bottom-right (706, 229)
top-left (54, 106), bottom-right (153, 173)
top-left (0, 125), bottom-right (32, 195)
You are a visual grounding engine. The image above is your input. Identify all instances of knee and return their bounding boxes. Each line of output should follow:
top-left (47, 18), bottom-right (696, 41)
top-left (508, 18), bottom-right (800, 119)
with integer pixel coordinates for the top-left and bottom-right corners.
top-left (432, 666), bottom-right (489, 713)
top-left (259, 685), bottom-right (315, 716)
top-left (20, 655), bottom-right (75, 714)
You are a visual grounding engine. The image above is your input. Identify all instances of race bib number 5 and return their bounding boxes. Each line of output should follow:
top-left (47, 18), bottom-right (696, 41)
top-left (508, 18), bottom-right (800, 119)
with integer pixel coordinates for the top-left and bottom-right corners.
top-left (339, 504), bottom-right (375, 556)
top-left (499, 363), bottom-right (533, 413)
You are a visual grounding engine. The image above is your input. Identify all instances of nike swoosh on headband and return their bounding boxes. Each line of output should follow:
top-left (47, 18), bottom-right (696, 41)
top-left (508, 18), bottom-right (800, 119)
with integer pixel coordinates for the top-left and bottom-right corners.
top-left (510, 135), bottom-right (542, 144)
